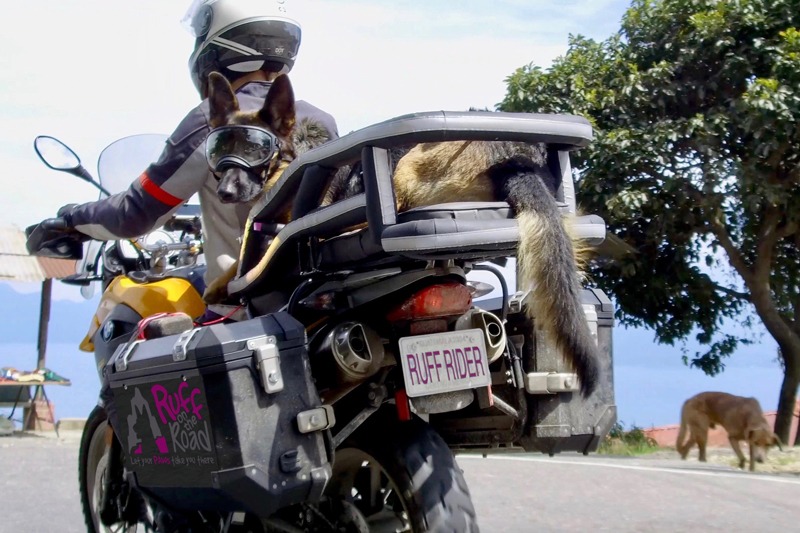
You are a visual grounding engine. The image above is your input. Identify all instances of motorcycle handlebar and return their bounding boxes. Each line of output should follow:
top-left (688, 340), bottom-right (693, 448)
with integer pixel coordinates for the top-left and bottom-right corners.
top-left (135, 240), bottom-right (194, 254)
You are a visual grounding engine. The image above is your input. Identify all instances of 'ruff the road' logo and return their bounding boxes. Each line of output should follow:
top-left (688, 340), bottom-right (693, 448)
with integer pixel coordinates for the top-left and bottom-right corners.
top-left (125, 382), bottom-right (212, 456)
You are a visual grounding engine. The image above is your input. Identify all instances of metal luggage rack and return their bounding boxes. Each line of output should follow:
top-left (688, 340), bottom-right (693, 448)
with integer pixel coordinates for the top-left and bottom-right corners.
top-left (229, 111), bottom-right (604, 298)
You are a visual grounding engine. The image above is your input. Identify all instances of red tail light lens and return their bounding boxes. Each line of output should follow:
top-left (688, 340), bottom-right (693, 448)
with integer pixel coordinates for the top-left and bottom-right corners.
top-left (387, 283), bottom-right (472, 322)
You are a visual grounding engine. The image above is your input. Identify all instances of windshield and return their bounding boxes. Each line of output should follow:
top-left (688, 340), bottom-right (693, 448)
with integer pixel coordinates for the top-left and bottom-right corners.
top-left (96, 134), bottom-right (200, 206)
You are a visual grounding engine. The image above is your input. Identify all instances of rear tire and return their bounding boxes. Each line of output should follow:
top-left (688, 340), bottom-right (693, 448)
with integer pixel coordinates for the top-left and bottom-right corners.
top-left (329, 413), bottom-right (479, 533)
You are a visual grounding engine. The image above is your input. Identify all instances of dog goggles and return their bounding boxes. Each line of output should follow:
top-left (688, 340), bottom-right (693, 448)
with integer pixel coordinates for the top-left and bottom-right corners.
top-left (206, 126), bottom-right (279, 172)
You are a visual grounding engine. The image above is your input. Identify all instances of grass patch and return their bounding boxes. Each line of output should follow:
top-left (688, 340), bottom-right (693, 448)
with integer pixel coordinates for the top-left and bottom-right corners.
top-left (598, 422), bottom-right (662, 456)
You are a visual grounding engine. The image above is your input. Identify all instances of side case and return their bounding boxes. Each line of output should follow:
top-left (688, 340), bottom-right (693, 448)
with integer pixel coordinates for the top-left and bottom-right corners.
top-left (106, 312), bottom-right (330, 518)
top-left (519, 288), bottom-right (617, 454)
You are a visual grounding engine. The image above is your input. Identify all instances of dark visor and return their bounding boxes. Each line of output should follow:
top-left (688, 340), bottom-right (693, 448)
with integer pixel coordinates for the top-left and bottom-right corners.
top-left (206, 126), bottom-right (278, 171)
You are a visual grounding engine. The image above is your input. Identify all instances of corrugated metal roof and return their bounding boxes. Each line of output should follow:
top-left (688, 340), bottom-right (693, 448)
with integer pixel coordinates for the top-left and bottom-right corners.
top-left (0, 227), bottom-right (77, 282)
top-left (39, 256), bottom-right (78, 279)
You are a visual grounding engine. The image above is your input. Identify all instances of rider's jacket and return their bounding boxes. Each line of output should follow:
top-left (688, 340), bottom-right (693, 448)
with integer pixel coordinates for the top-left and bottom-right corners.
top-left (67, 82), bottom-right (338, 308)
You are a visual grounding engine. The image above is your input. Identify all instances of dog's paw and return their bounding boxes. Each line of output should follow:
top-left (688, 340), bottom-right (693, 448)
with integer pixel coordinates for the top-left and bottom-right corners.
top-left (203, 281), bottom-right (229, 305)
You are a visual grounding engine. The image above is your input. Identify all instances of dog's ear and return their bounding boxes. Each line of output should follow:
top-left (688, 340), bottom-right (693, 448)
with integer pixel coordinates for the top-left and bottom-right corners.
top-left (260, 74), bottom-right (296, 137)
top-left (208, 72), bottom-right (240, 128)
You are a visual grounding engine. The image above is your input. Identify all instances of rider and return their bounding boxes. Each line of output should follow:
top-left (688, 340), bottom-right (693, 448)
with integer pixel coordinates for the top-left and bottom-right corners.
top-left (48, 0), bottom-right (338, 320)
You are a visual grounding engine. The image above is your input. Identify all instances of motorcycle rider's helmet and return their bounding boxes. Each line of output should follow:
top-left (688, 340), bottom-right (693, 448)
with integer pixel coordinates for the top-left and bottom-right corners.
top-left (183, 0), bottom-right (302, 98)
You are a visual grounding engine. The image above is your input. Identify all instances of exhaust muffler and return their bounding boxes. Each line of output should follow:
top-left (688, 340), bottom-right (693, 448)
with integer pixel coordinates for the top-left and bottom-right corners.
top-left (315, 322), bottom-right (385, 402)
top-left (455, 308), bottom-right (506, 364)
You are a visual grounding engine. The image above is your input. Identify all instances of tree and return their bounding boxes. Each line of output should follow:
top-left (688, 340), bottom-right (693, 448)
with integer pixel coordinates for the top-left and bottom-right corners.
top-left (499, 0), bottom-right (800, 444)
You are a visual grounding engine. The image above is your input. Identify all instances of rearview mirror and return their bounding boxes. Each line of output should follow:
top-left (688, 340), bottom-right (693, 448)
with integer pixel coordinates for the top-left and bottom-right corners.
top-left (34, 136), bottom-right (81, 171)
top-left (33, 135), bottom-right (111, 196)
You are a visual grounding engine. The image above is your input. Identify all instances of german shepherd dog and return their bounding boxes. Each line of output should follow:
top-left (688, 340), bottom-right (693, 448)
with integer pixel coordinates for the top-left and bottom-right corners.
top-left (205, 73), bottom-right (599, 396)
top-left (206, 72), bottom-right (330, 206)
top-left (676, 392), bottom-right (783, 471)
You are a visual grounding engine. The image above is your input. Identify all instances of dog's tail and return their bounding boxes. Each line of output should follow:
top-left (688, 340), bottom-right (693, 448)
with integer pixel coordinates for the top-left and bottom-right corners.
top-left (491, 157), bottom-right (598, 397)
top-left (676, 404), bottom-right (691, 456)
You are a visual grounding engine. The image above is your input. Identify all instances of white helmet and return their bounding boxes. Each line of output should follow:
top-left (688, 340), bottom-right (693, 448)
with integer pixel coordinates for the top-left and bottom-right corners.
top-left (183, 0), bottom-right (302, 97)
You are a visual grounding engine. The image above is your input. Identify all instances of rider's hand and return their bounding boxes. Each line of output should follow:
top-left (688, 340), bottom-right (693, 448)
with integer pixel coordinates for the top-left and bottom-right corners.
top-left (56, 203), bottom-right (80, 227)
top-left (25, 207), bottom-right (88, 258)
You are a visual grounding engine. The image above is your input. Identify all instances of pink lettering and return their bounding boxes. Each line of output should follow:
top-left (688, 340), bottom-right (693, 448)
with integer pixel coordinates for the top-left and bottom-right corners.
top-left (151, 385), bottom-right (173, 424)
top-left (190, 388), bottom-right (203, 419)
top-left (419, 354), bottom-right (429, 384)
top-left (455, 349), bottom-right (467, 378)
top-left (443, 350), bottom-right (456, 381)
top-left (465, 347), bottom-right (475, 377)
top-left (432, 351), bottom-right (442, 382)
top-left (425, 352), bottom-right (436, 383)
top-left (407, 354), bottom-right (420, 385)
top-left (167, 392), bottom-right (181, 419)
top-left (473, 347), bottom-right (486, 376)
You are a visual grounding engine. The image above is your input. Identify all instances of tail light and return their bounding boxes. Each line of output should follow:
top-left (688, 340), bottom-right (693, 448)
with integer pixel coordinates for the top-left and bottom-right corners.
top-left (387, 283), bottom-right (472, 322)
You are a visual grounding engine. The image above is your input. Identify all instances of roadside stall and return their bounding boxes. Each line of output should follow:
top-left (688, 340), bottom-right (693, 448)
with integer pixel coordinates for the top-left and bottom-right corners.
top-left (0, 227), bottom-right (74, 434)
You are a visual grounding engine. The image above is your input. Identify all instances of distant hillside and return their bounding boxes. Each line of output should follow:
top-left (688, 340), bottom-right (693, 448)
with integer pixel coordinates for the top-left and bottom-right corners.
top-left (0, 283), bottom-right (97, 344)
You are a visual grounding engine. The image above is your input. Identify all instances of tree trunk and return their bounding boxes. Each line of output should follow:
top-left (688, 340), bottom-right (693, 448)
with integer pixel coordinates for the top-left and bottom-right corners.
top-left (775, 347), bottom-right (799, 445)
top-left (795, 394), bottom-right (800, 446)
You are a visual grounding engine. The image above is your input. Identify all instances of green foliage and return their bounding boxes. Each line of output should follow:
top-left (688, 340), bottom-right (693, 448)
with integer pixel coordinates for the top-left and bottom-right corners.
top-left (598, 421), bottom-right (661, 455)
top-left (500, 0), bottom-right (800, 375)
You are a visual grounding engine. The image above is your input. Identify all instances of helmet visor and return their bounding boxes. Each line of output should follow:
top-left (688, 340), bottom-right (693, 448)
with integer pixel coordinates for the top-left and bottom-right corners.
top-left (206, 126), bottom-right (279, 171)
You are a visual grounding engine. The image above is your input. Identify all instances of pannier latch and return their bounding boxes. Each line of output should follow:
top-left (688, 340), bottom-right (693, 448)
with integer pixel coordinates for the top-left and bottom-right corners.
top-left (508, 291), bottom-right (530, 315)
top-left (173, 328), bottom-right (202, 362)
top-left (248, 336), bottom-right (283, 394)
top-left (114, 340), bottom-right (143, 372)
top-left (297, 406), bottom-right (336, 434)
top-left (524, 372), bottom-right (581, 394)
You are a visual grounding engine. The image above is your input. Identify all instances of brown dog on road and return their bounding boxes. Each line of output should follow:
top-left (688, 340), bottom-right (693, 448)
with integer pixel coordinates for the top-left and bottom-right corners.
top-left (676, 392), bottom-right (782, 471)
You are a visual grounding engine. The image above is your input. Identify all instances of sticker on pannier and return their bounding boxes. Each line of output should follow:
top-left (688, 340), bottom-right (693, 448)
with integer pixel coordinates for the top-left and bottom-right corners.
top-left (113, 374), bottom-right (218, 487)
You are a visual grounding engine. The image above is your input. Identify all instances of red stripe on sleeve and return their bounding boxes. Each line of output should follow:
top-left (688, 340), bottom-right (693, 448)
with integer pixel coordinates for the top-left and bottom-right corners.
top-left (139, 172), bottom-right (184, 207)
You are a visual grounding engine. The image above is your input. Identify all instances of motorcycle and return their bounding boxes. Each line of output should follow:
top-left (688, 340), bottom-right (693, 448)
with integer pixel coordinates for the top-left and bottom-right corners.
top-left (27, 112), bottom-right (617, 533)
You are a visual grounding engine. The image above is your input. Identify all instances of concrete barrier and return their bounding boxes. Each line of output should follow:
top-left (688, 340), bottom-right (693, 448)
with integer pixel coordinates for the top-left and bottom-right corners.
top-left (56, 418), bottom-right (87, 432)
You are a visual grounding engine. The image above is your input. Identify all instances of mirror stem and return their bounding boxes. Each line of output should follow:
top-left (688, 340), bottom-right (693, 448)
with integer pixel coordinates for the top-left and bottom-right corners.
top-left (76, 166), bottom-right (112, 197)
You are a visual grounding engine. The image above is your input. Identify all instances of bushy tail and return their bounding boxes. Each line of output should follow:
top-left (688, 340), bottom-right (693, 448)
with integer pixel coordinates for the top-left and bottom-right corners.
top-left (676, 404), bottom-right (691, 457)
top-left (492, 157), bottom-right (599, 397)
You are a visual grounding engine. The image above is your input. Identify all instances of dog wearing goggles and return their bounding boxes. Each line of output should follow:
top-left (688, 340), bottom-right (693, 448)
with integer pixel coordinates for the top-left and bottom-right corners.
top-left (206, 72), bottom-right (330, 205)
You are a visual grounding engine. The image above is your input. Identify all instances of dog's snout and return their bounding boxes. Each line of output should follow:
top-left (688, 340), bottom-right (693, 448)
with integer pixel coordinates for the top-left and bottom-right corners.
top-left (217, 186), bottom-right (237, 204)
top-left (215, 167), bottom-right (263, 204)
top-left (216, 168), bottom-right (243, 204)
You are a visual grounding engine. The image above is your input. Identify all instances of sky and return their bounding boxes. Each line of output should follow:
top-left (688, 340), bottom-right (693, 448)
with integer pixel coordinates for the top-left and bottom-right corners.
top-left (0, 0), bottom-right (630, 229)
top-left (0, 0), bottom-right (785, 427)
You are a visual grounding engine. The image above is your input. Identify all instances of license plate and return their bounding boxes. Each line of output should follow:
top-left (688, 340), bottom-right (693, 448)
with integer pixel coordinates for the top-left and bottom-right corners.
top-left (399, 329), bottom-right (491, 398)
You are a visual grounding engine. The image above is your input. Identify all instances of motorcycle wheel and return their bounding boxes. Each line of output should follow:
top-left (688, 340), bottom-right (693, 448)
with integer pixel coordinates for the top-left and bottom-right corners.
top-left (328, 414), bottom-right (479, 533)
top-left (79, 406), bottom-right (153, 533)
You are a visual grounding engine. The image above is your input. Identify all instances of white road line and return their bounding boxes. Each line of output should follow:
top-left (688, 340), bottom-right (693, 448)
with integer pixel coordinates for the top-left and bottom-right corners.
top-left (458, 455), bottom-right (800, 485)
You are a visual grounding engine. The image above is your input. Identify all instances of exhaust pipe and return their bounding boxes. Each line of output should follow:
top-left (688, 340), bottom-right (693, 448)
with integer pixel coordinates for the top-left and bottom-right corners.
top-left (315, 322), bottom-right (385, 403)
top-left (455, 308), bottom-right (506, 364)
top-left (328, 322), bottom-right (384, 382)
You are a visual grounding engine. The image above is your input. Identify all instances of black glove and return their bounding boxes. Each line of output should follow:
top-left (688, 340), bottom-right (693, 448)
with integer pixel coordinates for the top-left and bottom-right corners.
top-left (25, 208), bottom-right (87, 259)
top-left (57, 203), bottom-right (79, 226)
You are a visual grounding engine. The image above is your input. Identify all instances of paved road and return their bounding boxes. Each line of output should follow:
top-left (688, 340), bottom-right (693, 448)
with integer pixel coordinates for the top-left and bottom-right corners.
top-left (2, 434), bottom-right (799, 532)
